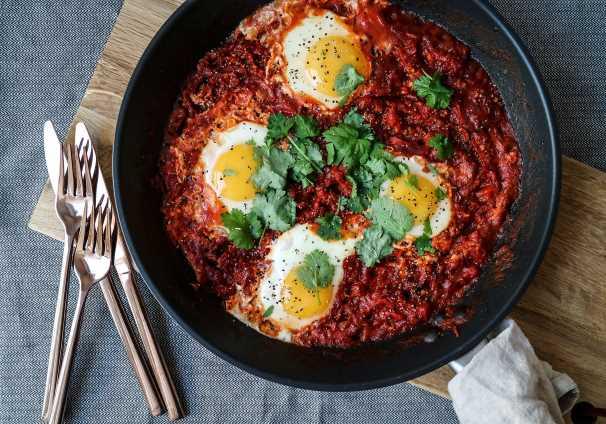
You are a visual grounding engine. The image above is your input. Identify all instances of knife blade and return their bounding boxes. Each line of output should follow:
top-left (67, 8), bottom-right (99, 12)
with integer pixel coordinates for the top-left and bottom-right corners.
top-left (43, 121), bottom-right (63, 194)
top-left (75, 122), bottom-right (183, 420)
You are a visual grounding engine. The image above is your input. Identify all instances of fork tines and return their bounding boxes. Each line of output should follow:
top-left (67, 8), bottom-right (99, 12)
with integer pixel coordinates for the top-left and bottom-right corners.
top-left (76, 196), bottom-right (115, 260)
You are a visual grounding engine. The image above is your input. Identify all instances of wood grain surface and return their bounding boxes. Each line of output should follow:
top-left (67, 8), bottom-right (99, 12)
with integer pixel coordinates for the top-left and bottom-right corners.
top-left (29, 0), bottom-right (606, 406)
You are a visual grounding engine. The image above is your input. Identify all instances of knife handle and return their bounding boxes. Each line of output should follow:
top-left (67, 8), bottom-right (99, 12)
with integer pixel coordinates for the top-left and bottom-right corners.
top-left (119, 270), bottom-right (184, 420)
top-left (99, 275), bottom-right (163, 416)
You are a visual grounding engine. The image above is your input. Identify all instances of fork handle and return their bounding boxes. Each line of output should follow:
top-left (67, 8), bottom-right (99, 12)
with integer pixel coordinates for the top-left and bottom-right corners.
top-left (120, 273), bottom-right (184, 420)
top-left (99, 275), bottom-right (163, 416)
top-left (48, 287), bottom-right (88, 424)
top-left (41, 233), bottom-right (72, 422)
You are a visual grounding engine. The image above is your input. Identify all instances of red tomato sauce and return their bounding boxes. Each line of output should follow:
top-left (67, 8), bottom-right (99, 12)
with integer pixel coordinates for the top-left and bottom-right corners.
top-left (160, 0), bottom-right (521, 348)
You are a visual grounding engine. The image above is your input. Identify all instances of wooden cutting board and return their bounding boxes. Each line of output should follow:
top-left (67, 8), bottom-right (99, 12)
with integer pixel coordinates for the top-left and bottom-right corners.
top-left (29, 0), bottom-right (606, 406)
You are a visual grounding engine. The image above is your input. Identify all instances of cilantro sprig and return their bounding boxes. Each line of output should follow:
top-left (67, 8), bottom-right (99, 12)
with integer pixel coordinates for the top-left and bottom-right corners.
top-left (428, 134), bottom-right (454, 160)
top-left (323, 109), bottom-right (407, 212)
top-left (266, 113), bottom-right (294, 142)
top-left (335, 64), bottom-right (365, 105)
top-left (253, 113), bottom-right (325, 190)
top-left (223, 113), bottom-right (324, 249)
top-left (221, 189), bottom-right (296, 248)
top-left (355, 226), bottom-right (394, 268)
top-left (413, 72), bottom-right (453, 109)
top-left (297, 250), bottom-right (335, 293)
top-left (252, 146), bottom-right (293, 191)
top-left (252, 189), bottom-right (296, 232)
top-left (355, 197), bottom-right (414, 266)
top-left (415, 219), bottom-right (436, 256)
top-left (365, 197), bottom-right (414, 240)
top-left (316, 214), bottom-right (342, 240)
top-left (221, 209), bottom-right (263, 249)
top-left (223, 111), bottom-right (442, 260)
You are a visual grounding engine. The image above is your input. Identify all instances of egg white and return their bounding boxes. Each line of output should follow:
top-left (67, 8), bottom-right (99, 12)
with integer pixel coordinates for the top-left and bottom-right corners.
top-left (282, 11), bottom-right (366, 109)
top-left (258, 224), bottom-right (357, 340)
top-left (201, 122), bottom-right (267, 212)
top-left (381, 156), bottom-right (452, 238)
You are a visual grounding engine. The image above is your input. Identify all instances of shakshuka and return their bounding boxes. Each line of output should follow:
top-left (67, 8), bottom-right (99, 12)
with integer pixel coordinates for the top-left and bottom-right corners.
top-left (160, 0), bottom-right (521, 348)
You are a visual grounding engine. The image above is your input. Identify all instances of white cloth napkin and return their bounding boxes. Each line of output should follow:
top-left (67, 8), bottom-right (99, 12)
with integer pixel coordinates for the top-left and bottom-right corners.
top-left (448, 320), bottom-right (579, 424)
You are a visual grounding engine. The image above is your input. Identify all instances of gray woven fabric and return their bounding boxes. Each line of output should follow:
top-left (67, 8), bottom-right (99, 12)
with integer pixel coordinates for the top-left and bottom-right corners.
top-left (0, 0), bottom-right (604, 423)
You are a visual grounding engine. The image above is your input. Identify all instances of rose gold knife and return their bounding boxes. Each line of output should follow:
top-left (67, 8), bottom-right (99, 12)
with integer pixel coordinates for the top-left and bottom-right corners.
top-left (76, 122), bottom-right (184, 421)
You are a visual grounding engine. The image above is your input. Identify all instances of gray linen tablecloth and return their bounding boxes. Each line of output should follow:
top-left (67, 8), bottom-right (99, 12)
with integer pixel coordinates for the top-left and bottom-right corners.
top-left (0, 1), bottom-right (604, 423)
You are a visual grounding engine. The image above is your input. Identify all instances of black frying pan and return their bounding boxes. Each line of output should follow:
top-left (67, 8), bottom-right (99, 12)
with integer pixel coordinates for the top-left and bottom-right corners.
top-left (113, 0), bottom-right (560, 390)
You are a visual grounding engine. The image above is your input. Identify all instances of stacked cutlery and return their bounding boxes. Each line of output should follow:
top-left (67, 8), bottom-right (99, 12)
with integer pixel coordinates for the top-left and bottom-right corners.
top-left (41, 121), bottom-right (183, 422)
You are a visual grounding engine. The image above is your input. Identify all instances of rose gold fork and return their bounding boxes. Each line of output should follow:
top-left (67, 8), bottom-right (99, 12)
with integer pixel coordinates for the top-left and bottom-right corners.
top-left (43, 139), bottom-right (162, 422)
top-left (48, 200), bottom-right (113, 424)
top-left (41, 142), bottom-right (86, 421)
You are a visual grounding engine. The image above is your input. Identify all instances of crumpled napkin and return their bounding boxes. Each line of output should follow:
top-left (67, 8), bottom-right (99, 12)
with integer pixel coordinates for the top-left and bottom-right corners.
top-left (448, 320), bottom-right (579, 424)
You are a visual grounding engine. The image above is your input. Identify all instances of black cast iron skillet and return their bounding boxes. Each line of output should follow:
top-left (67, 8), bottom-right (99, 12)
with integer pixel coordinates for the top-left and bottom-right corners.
top-left (113, 0), bottom-right (560, 390)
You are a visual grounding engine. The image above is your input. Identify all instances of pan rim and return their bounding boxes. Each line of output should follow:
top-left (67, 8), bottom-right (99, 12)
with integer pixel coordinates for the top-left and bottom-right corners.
top-left (113, 0), bottom-right (560, 391)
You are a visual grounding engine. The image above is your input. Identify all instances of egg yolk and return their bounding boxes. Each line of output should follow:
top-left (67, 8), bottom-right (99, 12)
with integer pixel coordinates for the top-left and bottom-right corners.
top-left (305, 35), bottom-right (369, 97)
top-left (212, 143), bottom-right (258, 201)
top-left (387, 174), bottom-right (439, 224)
top-left (281, 267), bottom-right (332, 319)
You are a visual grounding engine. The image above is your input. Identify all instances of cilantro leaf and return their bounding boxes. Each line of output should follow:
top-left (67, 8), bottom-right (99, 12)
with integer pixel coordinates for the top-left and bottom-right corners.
top-left (323, 123), bottom-right (360, 166)
top-left (335, 64), bottom-right (365, 103)
top-left (343, 196), bottom-right (366, 213)
top-left (297, 250), bottom-right (335, 291)
top-left (342, 176), bottom-right (366, 212)
top-left (288, 136), bottom-right (324, 187)
top-left (316, 214), bottom-right (342, 240)
top-left (255, 114), bottom-right (325, 191)
top-left (428, 163), bottom-right (439, 175)
top-left (252, 163), bottom-right (283, 191)
top-left (293, 115), bottom-right (320, 138)
top-left (428, 134), bottom-right (454, 160)
top-left (366, 197), bottom-right (414, 240)
top-left (348, 167), bottom-right (377, 210)
top-left (266, 113), bottom-right (294, 142)
top-left (355, 197), bottom-right (415, 266)
top-left (323, 123), bottom-right (371, 169)
top-left (291, 159), bottom-right (314, 187)
top-left (252, 145), bottom-right (294, 191)
top-left (323, 112), bottom-right (408, 214)
top-left (406, 174), bottom-right (419, 191)
top-left (413, 73), bottom-right (453, 109)
top-left (289, 137), bottom-right (323, 171)
top-left (415, 235), bottom-right (434, 255)
top-left (307, 140), bottom-right (323, 164)
top-left (343, 108), bottom-right (366, 129)
top-left (223, 168), bottom-right (237, 177)
top-left (435, 187), bottom-right (446, 201)
top-left (343, 108), bottom-right (375, 143)
top-left (248, 211), bottom-right (265, 239)
top-left (397, 162), bottom-right (410, 176)
top-left (221, 209), bottom-right (256, 249)
top-left (365, 157), bottom-right (386, 175)
top-left (252, 189), bottom-right (296, 232)
top-left (355, 225), bottom-right (394, 267)
top-left (263, 305), bottom-right (274, 318)
top-left (415, 219), bottom-right (436, 256)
